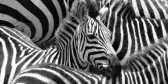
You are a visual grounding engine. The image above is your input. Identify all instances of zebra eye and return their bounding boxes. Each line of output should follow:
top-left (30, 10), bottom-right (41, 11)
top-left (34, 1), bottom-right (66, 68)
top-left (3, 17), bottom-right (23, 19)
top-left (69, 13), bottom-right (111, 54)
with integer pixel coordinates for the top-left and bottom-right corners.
top-left (87, 34), bottom-right (97, 39)
top-left (109, 34), bottom-right (112, 40)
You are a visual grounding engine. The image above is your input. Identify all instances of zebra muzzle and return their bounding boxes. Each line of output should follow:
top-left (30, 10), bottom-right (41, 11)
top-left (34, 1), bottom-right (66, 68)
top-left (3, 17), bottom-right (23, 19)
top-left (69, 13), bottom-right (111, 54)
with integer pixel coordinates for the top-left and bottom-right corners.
top-left (99, 54), bottom-right (122, 77)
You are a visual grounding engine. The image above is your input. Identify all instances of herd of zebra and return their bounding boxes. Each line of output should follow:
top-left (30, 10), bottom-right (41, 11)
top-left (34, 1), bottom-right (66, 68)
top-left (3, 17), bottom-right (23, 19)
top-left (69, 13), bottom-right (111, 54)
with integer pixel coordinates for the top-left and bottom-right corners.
top-left (0, 0), bottom-right (168, 84)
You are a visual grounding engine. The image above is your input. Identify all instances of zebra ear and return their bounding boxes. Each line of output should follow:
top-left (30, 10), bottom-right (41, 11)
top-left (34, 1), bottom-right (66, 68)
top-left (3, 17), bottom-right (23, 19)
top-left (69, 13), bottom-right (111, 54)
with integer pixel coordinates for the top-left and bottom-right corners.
top-left (85, 0), bottom-right (108, 20)
top-left (85, 0), bottom-right (99, 18)
top-left (71, 0), bottom-right (88, 22)
top-left (97, 7), bottom-right (108, 20)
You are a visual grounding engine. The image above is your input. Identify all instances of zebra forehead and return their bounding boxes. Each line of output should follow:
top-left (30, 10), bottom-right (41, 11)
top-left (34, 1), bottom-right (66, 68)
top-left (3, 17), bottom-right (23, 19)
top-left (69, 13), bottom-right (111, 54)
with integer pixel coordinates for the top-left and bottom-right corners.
top-left (77, 17), bottom-right (110, 35)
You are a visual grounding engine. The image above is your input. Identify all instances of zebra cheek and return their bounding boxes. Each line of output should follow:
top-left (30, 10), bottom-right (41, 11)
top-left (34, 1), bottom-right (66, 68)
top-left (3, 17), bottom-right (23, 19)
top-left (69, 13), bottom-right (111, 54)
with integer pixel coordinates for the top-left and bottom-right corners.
top-left (106, 42), bottom-right (117, 56)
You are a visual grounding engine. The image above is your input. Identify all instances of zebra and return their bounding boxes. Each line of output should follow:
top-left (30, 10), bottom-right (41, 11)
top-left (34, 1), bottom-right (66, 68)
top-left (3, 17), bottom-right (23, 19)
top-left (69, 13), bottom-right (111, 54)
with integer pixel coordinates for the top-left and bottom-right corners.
top-left (124, 0), bottom-right (168, 19)
top-left (88, 0), bottom-right (168, 65)
top-left (90, 0), bottom-right (168, 32)
top-left (0, 1), bottom-right (120, 83)
top-left (97, 0), bottom-right (168, 19)
top-left (0, 0), bottom-right (79, 48)
top-left (12, 37), bottom-right (168, 84)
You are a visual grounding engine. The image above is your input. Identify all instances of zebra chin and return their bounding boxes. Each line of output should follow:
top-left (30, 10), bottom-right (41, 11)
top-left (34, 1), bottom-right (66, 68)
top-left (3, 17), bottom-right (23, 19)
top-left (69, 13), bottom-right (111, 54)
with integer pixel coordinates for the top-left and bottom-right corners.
top-left (89, 63), bottom-right (114, 77)
top-left (89, 56), bottom-right (122, 78)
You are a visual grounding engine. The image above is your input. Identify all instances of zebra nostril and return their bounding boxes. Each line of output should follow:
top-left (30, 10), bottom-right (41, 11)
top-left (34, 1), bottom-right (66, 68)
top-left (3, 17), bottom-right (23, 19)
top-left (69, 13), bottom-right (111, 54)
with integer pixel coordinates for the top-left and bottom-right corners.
top-left (99, 66), bottom-right (104, 71)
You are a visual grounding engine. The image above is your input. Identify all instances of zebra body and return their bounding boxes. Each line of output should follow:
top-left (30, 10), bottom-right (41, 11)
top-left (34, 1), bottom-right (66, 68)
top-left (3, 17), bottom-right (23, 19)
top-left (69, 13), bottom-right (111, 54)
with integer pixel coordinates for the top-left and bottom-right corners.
top-left (0, 1), bottom-right (118, 83)
top-left (12, 37), bottom-right (168, 84)
top-left (96, 0), bottom-right (168, 64)
top-left (98, 0), bottom-right (168, 19)
top-left (0, 0), bottom-right (78, 47)
top-left (123, 0), bottom-right (168, 19)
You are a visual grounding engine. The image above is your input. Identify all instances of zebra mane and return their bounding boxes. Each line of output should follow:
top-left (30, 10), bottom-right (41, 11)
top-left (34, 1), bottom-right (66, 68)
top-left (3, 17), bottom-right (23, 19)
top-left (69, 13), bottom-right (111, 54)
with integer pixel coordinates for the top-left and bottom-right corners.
top-left (123, 37), bottom-right (168, 72)
top-left (53, 0), bottom-right (88, 46)
top-left (85, 0), bottom-right (100, 18)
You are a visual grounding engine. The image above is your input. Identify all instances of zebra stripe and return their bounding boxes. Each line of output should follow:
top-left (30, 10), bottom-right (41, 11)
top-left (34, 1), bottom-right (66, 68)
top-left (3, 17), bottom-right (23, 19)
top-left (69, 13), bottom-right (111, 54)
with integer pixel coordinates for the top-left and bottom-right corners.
top-left (0, 1), bottom-right (118, 83)
top-left (0, 0), bottom-right (78, 47)
top-left (95, 0), bottom-right (168, 32)
top-left (129, 0), bottom-right (168, 19)
top-left (96, 0), bottom-right (168, 64)
top-left (12, 37), bottom-right (168, 84)
top-left (98, 0), bottom-right (168, 19)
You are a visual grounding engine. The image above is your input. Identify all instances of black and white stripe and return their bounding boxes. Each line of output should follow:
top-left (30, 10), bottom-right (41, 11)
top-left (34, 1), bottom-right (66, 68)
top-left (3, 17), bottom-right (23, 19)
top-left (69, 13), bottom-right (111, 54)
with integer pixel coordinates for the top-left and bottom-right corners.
top-left (95, 0), bottom-right (168, 64)
top-left (95, 0), bottom-right (168, 33)
top-left (0, 0), bottom-right (78, 47)
top-left (12, 38), bottom-right (168, 84)
top-left (0, 1), bottom-right (118, 83)
top-left (98, 0), bottom-right (168, 19)
top-left (127, 0), bottom-right (168, 19)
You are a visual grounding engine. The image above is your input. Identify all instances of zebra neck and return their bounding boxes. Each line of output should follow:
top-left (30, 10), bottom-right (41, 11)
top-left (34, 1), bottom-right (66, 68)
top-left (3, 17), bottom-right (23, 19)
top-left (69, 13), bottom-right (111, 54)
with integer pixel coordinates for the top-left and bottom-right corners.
top-left (54, 13), bottom-right (79, 48)
top-left (44, 34), bottom-right (88, 70)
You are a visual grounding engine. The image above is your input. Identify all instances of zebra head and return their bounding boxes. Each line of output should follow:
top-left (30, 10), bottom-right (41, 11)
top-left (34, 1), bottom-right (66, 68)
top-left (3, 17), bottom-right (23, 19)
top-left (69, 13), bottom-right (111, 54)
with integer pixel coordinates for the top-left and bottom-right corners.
top-left (54, 0), bottom-right (121, 77)
top-left (75, 13), bottom-right (121, 77)
top-left (70, 0), bottom-right (121, 77)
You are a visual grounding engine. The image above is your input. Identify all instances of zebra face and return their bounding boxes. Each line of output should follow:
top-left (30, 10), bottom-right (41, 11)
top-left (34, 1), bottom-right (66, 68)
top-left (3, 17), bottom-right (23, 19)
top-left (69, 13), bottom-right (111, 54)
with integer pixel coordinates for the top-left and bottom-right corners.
top-left (76, 17), bottom-right (120, 76)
